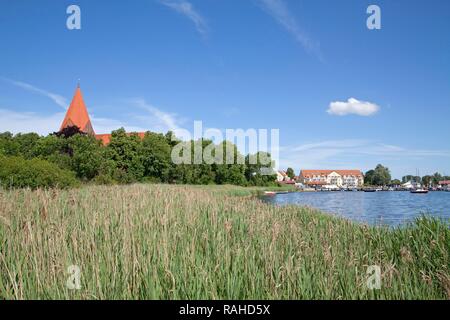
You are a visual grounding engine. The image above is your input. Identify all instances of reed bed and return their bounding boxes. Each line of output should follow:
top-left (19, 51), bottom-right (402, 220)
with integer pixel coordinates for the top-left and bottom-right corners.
top-left (0, 184), bottom-right (448, 299)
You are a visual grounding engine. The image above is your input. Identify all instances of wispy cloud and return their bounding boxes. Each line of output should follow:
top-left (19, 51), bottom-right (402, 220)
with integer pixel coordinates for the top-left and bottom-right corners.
top-left (327, 98), bottom-right (380, 116)
top-left (257, 0), bottom-right (321, 58)
top-left (130, 98), bottom-right (186, 132)
top-left (0, 108), bottom-right (149, 136)
top-left (279, 139), bottom-right (450, 176)
top-left (0, 109), bottom-right (65, 135)
top-left (1, 77), bottom-right (68, 110)
top-left (159, 0), bottom-right (209, 36)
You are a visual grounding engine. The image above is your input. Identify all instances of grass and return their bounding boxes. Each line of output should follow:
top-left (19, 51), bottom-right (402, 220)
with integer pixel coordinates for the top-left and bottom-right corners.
top-left (0, 183), bottom-right (448, 300)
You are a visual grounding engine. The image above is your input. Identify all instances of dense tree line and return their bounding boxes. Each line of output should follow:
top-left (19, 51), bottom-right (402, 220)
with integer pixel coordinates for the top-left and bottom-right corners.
top-left (0, 127), bottom-right (277, 188)
top-left (364, 164), bottom-right (450, 187)
top-left (403, 173), bottom-right (450, 187)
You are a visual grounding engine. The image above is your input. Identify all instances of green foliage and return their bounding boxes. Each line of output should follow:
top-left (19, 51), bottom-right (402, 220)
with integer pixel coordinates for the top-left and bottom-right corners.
top-left (365, 164), bottom-right (391, 186)
top-left (286, 167), bottom-right (295, 179)
top-left (0, 155), bottom-right (78, 189)
top-left (0, 132), bottom-right (20, 156)
top-left (141, 132), bottom-right (172, 182)
top-left (245, 152), bottom-right (277, 186)
top-left (401, 172), bottom-right (448, 187)
top-left (0, 130), bottom-right (279, 188)
top-left (106, 129), bottom-right (145, 183)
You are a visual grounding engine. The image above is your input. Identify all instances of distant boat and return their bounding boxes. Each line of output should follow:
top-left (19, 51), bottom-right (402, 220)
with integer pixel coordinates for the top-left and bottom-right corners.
top-left (411, 188), bottom-right (429, 194)
top-left (264, 191), bottom-right (277, 196)
top-left (364, 188), bottom-right (377, 192)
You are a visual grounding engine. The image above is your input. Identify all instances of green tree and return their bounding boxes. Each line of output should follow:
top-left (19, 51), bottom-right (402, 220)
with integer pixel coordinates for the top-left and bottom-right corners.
top-left (286, 167), bottom-right (295, 179)
top-left (245, 152), bottom-right (277, 186)
top-left (66, 134), bottom-right (104, 180)
top-left (366, 165), bottom-right (391, 186)
top-left (422, 175), bottom-right (433, 187)
top-left (0, 132), bottom-right (19, 156)
top-left (213, 141), bottom-right (246, 186)
top-left (106, 128), bottom-right (145, 183)
top-left (432, 172), bottom-right (443, 185)
top-left (372, 164), bottom-right (391, 186)
top-left (12, 133), bottom-right (42, 159)
top-left (141, 132), bottom-right (172, 182)
top-left (364, 170), bottom-right (375, 185)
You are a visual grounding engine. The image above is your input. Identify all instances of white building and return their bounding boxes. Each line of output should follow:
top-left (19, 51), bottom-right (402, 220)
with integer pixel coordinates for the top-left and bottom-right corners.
top-left (276, 170), bottom-right (288, 182)
top-left (299, 170), bottom-right (364, 188)
top-left (402, 181), bottom-right (421, 189)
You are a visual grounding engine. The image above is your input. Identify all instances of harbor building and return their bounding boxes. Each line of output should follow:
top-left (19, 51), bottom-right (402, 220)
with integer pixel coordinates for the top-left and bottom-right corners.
top-left (298, 170), bottom-right (364, 188)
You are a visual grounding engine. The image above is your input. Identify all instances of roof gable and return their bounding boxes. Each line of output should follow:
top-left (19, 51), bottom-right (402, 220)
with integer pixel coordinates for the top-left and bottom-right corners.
top-left (60, 86), bottom-right (95, 135)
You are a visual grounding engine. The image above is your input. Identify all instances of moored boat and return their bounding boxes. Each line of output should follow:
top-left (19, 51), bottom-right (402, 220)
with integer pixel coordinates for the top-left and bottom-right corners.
top-left (410, 188), bottom-right (429, 194)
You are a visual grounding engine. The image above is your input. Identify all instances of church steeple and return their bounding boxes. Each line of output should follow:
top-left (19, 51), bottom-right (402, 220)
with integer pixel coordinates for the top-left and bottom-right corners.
top-left (60, 85), bottom-right (95, 135)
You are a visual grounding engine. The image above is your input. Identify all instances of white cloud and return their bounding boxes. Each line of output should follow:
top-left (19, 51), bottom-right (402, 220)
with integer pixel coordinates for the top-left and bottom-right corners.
top-left (130, 98), bottom-right (186, 133)
top-left (257, 0), bottom-right (321, 57)
top-left (327, 98), bottom-right (380, 116)
top-left (1, 77), bottom-right (68, 110)
top-left (0, 109), bottom-right (64, 135)
top-left (90, 116), bottom-right (149, 134)
top-left (159, 0), bottom-right (208, 36)
top-left (0, 77), bottom-right (185, 135)
top-left (0, 108), bottom-right (150, 136)
top-left (279, 139), bottom-right (450, 177)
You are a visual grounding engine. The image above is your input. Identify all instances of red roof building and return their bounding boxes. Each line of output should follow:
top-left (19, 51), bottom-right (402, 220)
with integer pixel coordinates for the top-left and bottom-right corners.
top-left (60, 85), bottom-right (146, 145)
top-left (299, 169), bottom-right (364, 188)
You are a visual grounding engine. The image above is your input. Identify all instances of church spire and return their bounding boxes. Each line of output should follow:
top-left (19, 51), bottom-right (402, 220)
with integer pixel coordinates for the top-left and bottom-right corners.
top-left (59, 85), bottom-right (95, 135)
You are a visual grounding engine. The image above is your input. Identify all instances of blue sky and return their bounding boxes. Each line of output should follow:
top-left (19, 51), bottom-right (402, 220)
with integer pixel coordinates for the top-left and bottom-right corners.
top-left (0, 0), bottom-right (449, 178)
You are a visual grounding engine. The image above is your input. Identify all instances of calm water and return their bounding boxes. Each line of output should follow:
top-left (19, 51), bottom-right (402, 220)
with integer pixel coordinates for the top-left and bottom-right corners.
top-left (262, 191), bottom-right (450, 226)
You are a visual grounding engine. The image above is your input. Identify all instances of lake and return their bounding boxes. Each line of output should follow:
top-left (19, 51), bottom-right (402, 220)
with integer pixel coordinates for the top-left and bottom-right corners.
top-left (262, 191), bottom-right (450, 226)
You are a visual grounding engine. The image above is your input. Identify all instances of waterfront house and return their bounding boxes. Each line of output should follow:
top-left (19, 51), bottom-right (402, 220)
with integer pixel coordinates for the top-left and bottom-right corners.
top-left (277, 170), bottom-right (292, 182)
top-left (438, 180), bottom-right (450, 190)
top-left (298, 170), bottom-right (364, 188)
top-left (402, 181), bottom-right (421, 190)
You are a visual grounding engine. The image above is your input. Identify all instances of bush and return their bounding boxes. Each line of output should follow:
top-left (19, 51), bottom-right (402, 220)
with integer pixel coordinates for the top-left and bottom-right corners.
top-left (0, 155), bottom-right (79, 189)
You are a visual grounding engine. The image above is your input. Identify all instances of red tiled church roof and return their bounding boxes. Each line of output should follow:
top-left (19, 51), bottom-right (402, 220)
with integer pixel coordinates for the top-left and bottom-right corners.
top-left (95, 132), bottom-right (146, 145)
top-left (60, 85), bottom-right (146, 145)
top-left (60, 86), bottom-right (95, 135)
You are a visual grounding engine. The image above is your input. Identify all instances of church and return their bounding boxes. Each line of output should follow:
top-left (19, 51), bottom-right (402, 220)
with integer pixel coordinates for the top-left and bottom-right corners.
top-left (59, 85), bottom-right (146, 145)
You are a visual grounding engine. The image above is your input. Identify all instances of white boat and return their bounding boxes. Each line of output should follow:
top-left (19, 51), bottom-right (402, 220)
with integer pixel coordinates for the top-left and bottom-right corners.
top-left (410, 188), bottom-right (429, 194)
